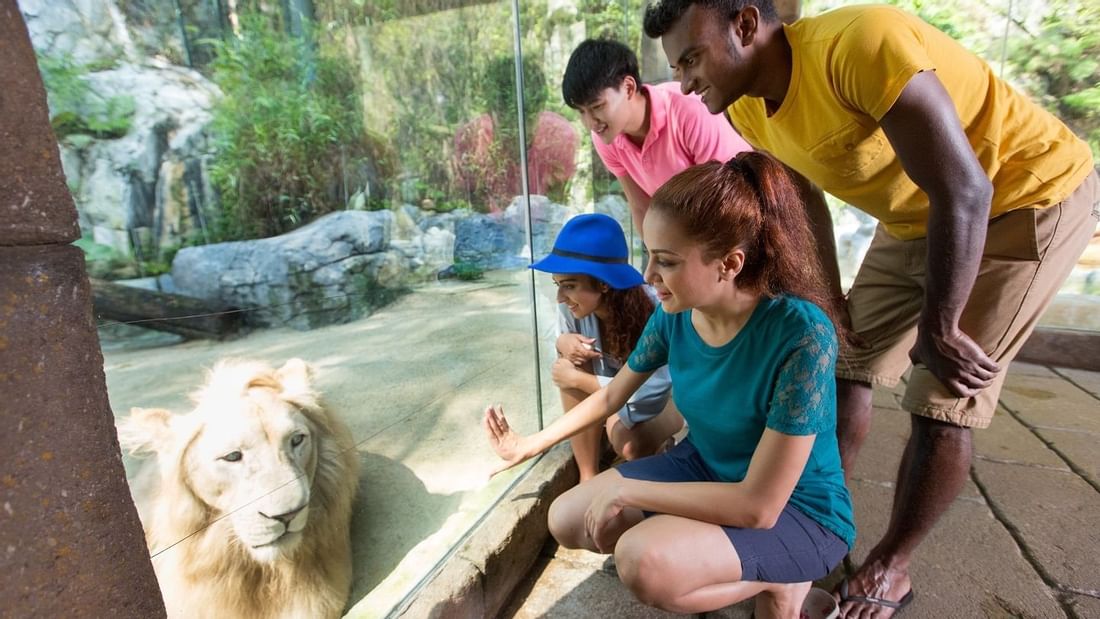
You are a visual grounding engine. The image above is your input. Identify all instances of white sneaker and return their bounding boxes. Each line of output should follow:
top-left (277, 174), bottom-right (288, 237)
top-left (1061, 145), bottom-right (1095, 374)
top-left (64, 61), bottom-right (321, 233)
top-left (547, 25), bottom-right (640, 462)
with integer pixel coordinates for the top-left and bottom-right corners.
top-left (800, 587), bottom-right (839, 619)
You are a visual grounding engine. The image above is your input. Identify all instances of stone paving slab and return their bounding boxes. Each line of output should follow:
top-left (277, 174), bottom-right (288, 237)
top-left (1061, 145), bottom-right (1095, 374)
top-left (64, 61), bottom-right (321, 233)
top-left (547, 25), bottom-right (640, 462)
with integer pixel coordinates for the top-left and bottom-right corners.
top-left (1068, 594), bottom-right (1100, 618)
top-left (503, 544), bottom-right (683, 619)
top-left (1010, 362), bottom-right (1064, 378)
top-left (1032, 428), bottom-right (1100, 489)
top-left (1054, 368), bottom-right (1100, 400)
top-left (999, 372), bottom-right (1099, 434)
top-left (972, 460), bottom-right (1100, 595)
top-left (974, 406), bottom-right (1072, 470)
top-left (845, 481), bottom-right (1063, 618)
top-left (870, 385), bottom-right (904, 411)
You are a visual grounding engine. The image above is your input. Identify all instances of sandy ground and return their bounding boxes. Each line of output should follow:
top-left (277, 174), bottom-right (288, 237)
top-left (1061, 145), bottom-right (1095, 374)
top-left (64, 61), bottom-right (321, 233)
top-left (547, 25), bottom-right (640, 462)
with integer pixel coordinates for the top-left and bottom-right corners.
top-left (103, 270), bottom-right (564, 618)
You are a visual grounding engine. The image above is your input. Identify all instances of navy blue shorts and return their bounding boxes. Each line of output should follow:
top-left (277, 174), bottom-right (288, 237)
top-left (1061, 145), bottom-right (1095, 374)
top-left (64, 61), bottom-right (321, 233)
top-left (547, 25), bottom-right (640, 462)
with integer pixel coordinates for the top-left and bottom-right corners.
top-left (616, 440), bottom-right (848, 583)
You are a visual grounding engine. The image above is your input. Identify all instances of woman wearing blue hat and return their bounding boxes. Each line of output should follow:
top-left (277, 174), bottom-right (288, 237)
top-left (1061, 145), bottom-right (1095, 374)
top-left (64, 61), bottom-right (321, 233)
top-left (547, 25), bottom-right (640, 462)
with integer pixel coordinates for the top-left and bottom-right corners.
top-left (495, 213), bottom-right (682, 482)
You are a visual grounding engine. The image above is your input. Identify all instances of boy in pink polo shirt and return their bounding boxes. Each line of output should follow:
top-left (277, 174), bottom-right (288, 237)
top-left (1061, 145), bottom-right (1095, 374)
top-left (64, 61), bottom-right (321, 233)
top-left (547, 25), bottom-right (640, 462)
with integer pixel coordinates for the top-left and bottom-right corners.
top-left (562, 39), bottom-right (751, 233)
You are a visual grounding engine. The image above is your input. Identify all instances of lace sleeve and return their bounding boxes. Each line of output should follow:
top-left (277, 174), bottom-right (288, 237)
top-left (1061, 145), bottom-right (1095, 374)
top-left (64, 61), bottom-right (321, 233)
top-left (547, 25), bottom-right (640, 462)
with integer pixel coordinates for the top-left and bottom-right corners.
top-left (627, 311), bottom-right (669, 373)
top-left (767, 319), bottom-right (838, 436)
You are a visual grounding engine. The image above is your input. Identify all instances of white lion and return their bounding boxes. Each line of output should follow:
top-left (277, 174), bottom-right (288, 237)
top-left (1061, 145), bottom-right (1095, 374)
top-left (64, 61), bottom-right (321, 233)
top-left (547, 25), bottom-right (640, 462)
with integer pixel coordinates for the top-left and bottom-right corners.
top-left (118, 358), bottom-right (360, 618)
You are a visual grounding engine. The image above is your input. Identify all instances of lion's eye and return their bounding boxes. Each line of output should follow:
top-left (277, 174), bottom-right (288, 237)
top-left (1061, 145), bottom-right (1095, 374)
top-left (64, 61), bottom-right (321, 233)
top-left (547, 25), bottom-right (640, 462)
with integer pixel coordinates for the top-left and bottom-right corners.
top-left (220, 451), bottom-right (243, 462)
top-left (290, 434), bottom-right (306, 448)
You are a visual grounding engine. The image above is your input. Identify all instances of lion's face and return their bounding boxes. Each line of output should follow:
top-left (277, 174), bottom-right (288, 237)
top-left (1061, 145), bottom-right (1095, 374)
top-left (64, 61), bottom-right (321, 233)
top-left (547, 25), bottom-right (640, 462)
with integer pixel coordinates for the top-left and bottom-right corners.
top-left (122, 359), bottom-right (332, 564)
top-left (186, 386), bottom-right (319, 562)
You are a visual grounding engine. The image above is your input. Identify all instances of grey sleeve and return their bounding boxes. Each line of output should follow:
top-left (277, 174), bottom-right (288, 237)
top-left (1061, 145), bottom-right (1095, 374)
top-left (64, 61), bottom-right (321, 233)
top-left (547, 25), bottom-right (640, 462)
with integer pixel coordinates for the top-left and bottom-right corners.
top-left (625, 365), bottom-right (672, 416)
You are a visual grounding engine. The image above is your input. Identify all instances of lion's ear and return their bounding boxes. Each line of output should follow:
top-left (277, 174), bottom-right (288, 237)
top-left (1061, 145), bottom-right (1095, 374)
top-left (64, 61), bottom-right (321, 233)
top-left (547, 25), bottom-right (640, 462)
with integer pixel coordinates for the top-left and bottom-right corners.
top-left (276, 358), bottom-right (313, 399)
top-left (117, 407), bottom-right (175, 455)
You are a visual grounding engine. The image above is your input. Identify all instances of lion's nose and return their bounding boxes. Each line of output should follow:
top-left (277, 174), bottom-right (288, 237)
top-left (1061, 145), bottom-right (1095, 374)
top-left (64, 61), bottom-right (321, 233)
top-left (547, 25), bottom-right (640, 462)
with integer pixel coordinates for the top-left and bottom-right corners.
top-left (260, 505), bottom-right (305, 525)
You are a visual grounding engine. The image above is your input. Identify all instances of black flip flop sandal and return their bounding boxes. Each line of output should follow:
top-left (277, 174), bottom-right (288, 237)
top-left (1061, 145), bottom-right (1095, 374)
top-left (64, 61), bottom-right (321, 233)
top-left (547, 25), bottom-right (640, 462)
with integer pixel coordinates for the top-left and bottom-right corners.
top-left (837, 580), bottom-right (915, 616)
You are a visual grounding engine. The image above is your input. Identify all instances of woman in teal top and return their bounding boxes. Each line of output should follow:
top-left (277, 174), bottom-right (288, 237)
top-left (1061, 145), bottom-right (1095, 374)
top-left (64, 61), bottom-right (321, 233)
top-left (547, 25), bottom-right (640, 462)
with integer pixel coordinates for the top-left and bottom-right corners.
top-left (485, 152), bottom-right (854, 618)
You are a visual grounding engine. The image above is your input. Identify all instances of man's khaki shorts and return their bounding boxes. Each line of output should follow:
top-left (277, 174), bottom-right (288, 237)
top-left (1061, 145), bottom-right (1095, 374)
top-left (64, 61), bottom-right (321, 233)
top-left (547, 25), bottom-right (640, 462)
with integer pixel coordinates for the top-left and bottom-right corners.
top-left (838, 171), bottom-right (1100, 429)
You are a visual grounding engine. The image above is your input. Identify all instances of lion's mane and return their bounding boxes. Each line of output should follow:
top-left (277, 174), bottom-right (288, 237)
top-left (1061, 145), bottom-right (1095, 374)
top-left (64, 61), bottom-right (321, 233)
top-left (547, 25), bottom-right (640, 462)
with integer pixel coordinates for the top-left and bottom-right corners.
top-left (119, 359), bottom-right (360, 618)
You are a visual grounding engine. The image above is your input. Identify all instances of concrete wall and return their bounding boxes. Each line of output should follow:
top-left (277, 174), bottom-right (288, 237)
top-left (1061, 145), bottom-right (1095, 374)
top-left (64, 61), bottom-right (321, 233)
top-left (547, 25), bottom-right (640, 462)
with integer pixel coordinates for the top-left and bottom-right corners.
top-left (0, 0), bottom-right (165, 615)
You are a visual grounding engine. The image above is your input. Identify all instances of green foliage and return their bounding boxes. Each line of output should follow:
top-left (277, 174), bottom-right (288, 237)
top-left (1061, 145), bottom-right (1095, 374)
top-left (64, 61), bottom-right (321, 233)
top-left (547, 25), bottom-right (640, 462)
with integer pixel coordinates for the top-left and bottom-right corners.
top-left (360, 4), bottom-right (514, 198)
top-left (74, 235), bottom-right (137, 280)
top-left (74, 235), bottom-right (122, 263)
top-left (451, 261), bottom-right (485, 281)
top-left (484, 54), bottom-right (550, 145)
top-left (37, 53), bottom-right (135, 139)
top-left (433, 198), bottom-right (472, 213)
top-left (580, 0), bottom-right (644, 46)
top-left (1005, 1), bottom-right (1100, 159)
top-left (206, 15), bottom-right (392, 241)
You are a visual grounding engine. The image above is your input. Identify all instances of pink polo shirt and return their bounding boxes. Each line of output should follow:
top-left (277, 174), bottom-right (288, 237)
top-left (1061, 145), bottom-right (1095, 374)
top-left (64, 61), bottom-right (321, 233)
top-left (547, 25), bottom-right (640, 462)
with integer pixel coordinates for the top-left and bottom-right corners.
top-left (593, 82), bottom-right (752, 197)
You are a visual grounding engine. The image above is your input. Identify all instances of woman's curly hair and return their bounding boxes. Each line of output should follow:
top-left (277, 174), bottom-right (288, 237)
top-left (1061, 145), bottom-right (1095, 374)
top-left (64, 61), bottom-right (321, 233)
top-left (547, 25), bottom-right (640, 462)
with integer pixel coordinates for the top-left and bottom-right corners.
top-left (597, 281), bottom-right (657, 363)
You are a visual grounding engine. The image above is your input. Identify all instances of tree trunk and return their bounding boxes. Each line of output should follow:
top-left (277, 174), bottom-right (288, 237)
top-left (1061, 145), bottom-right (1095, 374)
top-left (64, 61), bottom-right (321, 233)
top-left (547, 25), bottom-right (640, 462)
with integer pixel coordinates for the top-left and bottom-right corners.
top-left (91, 278), bottom-right (241, 340)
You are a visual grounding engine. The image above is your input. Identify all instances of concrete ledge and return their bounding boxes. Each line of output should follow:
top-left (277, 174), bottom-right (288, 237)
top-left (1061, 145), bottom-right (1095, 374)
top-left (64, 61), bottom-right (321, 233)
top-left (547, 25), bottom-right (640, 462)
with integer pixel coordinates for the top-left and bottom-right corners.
top-left (397, 444), bottom-right (578, 619)
top-left (1018, 327), bottom-right (1100, 371)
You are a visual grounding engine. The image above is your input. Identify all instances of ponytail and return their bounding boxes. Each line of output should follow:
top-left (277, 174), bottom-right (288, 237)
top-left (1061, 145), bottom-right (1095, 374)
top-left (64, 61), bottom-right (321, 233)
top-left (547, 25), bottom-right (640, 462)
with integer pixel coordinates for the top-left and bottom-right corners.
top-left (651, 152), bottom-right (845, 341)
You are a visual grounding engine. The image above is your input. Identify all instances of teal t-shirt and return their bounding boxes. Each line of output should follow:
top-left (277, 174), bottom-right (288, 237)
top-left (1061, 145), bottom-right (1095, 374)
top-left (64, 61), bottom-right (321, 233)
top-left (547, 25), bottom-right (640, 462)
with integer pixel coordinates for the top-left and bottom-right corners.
top-left (627, 295), bottom-right (856, 548)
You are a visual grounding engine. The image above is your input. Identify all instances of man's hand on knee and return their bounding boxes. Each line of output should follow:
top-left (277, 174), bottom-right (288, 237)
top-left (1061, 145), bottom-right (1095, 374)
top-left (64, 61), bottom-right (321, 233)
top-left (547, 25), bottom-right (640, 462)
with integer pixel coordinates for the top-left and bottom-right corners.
top-left (909, 326), bottom-right (999, 398)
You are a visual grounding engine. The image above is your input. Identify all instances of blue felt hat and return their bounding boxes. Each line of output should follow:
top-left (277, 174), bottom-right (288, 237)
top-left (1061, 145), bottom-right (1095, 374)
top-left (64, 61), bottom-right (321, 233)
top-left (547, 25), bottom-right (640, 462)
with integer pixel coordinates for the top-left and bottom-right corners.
top-left (530, 213), bottom-right (644, 289)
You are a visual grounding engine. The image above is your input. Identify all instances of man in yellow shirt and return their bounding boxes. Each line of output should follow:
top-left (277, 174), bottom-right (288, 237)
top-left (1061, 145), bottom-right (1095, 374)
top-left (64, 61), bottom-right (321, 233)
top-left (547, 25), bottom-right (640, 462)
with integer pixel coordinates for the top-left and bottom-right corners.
top-left (645, 1), bottom-right (1098, 616)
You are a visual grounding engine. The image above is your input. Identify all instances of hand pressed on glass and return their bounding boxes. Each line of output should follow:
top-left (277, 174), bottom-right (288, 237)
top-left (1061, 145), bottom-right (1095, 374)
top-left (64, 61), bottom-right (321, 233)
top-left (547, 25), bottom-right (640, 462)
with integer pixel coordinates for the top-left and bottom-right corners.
top-left (483, 404), bottom-right (533, 477)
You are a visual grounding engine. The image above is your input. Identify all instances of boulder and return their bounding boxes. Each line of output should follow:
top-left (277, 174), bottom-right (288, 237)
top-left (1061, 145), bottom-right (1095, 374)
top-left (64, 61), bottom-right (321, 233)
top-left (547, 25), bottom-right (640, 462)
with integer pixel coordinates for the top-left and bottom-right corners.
top-left (593, 194), bottom-right (632, 235)
top-left (453, 213), bottom-right (526, 271)
top-left (390, 227), bottom-right (456, 278)
top-left (419, 209), bottom-right (469, 236)
top-left (171, 210), bottom-right (414, 330)
top-left (55, 60), bottom-right (221, 258)
top-left (19, 0), bottom-right (138, 66)
top-left (20, 0), bottom-right (222, 259)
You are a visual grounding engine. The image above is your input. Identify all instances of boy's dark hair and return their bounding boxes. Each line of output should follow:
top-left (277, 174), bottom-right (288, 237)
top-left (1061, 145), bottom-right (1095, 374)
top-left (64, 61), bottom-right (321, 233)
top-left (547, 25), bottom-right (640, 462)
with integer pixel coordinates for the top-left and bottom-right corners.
top-left (643, 0), bottom-right (778, 38)
top-left (561, 39), bottom-right (641, 109)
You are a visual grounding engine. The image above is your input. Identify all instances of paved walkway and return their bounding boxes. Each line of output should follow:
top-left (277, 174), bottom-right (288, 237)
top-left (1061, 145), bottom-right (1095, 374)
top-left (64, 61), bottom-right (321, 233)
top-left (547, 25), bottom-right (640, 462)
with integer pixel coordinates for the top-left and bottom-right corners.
top-left (503, 362), bottom-right (1100, 618)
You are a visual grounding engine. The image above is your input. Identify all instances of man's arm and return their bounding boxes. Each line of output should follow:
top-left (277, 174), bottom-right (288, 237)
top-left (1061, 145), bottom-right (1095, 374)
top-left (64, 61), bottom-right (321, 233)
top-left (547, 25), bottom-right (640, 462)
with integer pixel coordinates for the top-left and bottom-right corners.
top-left (879, 70), bottom-right (999, 397)
top-left (619, 174), bottom-right (652, 237)
top-left (789, 168), bottom-right (843, 300)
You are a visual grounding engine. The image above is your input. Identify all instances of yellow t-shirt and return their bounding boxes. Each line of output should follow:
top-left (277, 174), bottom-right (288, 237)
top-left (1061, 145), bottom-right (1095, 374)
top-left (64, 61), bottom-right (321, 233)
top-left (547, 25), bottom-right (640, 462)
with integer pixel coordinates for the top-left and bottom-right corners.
top-left (728, 4), bottom-right (1094, 240)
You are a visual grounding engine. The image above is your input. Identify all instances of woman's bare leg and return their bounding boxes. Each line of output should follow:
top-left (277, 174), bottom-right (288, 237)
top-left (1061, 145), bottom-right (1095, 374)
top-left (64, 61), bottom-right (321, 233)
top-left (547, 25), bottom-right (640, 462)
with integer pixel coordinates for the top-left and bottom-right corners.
top-left (607, 402), bottom-right (685, 461)
top-left (547, 469), bottom-right (645, 552)
top-left (614, 514), bottom-right (811, 617)
top-left (558, 362), bottom-right (605, 481)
